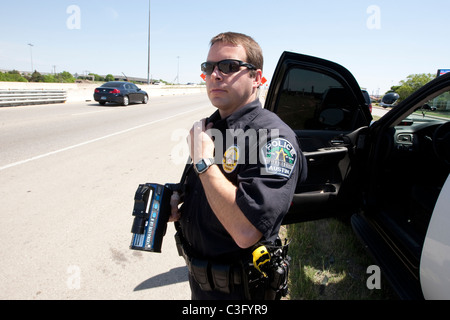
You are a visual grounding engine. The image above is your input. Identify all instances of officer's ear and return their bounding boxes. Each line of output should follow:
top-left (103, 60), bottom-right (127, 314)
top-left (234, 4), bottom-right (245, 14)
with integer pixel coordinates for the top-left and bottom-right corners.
top-left (252, 69), bottom-right (263, 89)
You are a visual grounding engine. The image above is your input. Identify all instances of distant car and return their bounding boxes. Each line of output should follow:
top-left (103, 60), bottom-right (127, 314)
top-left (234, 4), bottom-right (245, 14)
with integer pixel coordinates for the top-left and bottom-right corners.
top-left (380, 92), bottom-right (400, 108)
top-left (361, 90), bottom-right (372, 113)
top-left (93, 81), bottom-right (148, 106)
top-left (266, 51), bottom-right (450, 299)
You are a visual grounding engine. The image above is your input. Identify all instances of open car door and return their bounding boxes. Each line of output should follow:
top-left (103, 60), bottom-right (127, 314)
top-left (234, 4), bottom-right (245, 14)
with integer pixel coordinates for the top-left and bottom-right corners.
top-left (264, 51), bottom-right (372, 224)
top-left (350, 73), bottom-right (450, 299)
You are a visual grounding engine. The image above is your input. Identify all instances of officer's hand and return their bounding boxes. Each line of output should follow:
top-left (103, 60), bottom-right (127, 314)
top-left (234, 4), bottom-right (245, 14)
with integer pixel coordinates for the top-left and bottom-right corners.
top-left (169, 191), bottom-right (181, 222)
top-left (188, 119), bottom-right (214, 163)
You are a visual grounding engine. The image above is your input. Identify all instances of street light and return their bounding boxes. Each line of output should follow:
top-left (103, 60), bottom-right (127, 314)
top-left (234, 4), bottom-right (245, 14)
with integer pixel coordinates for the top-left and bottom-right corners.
top-left (28, 43), bottom-right (34, 73)
top-left (175, 56), bottom-right (180, 84)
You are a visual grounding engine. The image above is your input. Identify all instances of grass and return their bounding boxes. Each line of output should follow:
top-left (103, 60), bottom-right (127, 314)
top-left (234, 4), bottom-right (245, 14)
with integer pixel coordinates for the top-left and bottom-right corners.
top-left (284, 218), bottom-right (397, 300)
top-left (282, 110), bottom-right (392, 300)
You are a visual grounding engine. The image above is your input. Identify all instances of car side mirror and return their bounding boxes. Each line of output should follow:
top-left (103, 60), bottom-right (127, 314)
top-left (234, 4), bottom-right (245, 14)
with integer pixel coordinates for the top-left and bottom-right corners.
top-left (421, 103), bottom-right (436, 111)
top-left (319, 108), bottom-right (345, 126)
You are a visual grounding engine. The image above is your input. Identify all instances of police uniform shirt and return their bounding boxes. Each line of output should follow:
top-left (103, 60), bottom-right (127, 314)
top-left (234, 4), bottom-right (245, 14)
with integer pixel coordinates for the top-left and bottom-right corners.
top-left (179, 98), bottom-right (307, 262)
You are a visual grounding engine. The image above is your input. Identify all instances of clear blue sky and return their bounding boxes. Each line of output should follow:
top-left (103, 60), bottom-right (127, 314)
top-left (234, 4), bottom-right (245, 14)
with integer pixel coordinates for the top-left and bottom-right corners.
top-left (0, 0), bottom-right (448, 95)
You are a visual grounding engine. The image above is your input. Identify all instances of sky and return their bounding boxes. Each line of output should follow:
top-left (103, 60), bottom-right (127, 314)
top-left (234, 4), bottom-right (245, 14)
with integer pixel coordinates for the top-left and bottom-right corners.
top-left (0, 0), bottom-right (449, 95)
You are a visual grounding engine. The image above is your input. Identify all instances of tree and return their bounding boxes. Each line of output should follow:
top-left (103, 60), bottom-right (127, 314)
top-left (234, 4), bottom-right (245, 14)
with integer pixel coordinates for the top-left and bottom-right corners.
top-left (88, 73), bottom-right (105, 82)
top-left (0, 70), bottom-right (28, 82)
top-left (389, 73), bottom-right (435, 102)
top-left (105, 74), bottom-right (114, 82)
top-left (42, 74), bottom-right (56, 82)
top-left (59, 71), bottom-right (75, 83)
top-left (30, 70), bottom-right (45, 82)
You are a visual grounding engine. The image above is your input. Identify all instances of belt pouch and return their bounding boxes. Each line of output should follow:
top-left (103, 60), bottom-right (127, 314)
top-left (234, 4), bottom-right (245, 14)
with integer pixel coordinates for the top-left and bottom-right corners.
top-left (190, 259), bottom-right (212, 291)
top-left (174, 232), bottom-right (184, 257)
top-left (211, 264), bottom-right (231, 294)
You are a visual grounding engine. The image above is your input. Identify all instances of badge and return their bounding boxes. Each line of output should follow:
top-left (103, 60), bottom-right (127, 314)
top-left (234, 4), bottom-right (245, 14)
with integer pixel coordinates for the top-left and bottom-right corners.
top-left (222, 145), bottom-right (239, 173)
top-left (261, 138), bottom-right (297, 177)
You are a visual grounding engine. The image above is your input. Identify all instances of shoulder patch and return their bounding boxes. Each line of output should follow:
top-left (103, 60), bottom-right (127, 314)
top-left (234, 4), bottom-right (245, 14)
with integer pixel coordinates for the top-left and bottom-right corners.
top-left (261, 138), bottom-right (297, 178)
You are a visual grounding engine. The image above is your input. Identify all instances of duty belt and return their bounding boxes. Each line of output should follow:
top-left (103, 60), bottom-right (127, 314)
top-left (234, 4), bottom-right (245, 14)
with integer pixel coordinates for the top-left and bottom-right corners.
top-left (174, 224), bottom-right (245, 294)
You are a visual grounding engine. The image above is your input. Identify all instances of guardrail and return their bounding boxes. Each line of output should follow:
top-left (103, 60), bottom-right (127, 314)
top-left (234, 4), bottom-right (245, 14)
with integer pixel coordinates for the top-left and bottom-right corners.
top-left (0, 89), bottom-right (67, 107)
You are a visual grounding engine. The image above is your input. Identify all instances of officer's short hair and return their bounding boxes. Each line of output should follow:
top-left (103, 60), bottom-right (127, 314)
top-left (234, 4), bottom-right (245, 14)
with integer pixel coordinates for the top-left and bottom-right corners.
top-left (210, 32), bottom-right (263, 78)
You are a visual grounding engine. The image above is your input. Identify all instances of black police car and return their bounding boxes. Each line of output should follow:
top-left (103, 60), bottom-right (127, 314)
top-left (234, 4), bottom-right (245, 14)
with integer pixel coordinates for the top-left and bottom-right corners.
top-left (265, 51), bottom-right (450, 299)
top-left (94, 81), bottom-right (148, 106)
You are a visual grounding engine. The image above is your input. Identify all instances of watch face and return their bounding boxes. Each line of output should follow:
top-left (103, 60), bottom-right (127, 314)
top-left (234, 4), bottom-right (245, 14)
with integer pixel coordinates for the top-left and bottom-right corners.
top-left (196, 161), bottom-right (208, 173)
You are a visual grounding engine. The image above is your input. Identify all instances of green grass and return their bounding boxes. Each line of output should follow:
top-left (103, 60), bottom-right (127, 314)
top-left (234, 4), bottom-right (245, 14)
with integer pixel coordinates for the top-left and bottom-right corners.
top-left (285, 218), bottom-right (397, 300)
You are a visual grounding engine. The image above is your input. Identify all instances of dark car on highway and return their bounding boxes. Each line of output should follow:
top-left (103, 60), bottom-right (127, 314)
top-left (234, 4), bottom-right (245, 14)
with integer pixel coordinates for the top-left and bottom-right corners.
top-left (94, 81), bottom-right (148, 106)
top-left (361, 89), bottom-right (372, 113)
top-left (266, 51), bottom-right (450, 299)
top-left (380, 92), bottom-right (400, 108)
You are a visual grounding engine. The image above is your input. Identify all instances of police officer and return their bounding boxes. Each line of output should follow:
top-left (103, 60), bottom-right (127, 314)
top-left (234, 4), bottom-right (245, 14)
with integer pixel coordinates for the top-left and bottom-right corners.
top-left (169, 32), bottom-right (307, 300)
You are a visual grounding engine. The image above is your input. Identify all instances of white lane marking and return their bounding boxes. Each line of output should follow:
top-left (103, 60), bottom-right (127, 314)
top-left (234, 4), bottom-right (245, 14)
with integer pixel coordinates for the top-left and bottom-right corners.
top-left (0, 106), bottom-right (206, 171)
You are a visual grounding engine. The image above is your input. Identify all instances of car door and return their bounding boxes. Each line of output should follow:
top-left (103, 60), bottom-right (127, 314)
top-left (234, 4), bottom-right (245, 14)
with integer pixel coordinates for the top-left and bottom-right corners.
top-left (264, 51), bottom-right (372, 224)
top-left (129, 83), bottom-right (140, 102)
top-left (124, 83), bottom-right (135, 102)
top-left (351, 73), bottom-right (450, 299)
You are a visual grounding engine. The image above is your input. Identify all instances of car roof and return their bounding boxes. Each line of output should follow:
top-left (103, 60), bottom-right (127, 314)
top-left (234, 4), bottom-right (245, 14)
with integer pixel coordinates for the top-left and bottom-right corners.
top-left (384, 92), bottom-right (399, 98)
top-left (361, 90), bottom-right (370, 102)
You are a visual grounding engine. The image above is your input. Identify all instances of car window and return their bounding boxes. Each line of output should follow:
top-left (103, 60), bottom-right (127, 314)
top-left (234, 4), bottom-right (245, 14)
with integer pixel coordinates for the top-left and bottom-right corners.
top-left (275, 67), bottom-right (360, 131)
top-left (102, 82), bottom-right (121, 88)
top-left (423, 90), bottom-right (450, 118)
top-left (401, 90), bottom-right (450, 124)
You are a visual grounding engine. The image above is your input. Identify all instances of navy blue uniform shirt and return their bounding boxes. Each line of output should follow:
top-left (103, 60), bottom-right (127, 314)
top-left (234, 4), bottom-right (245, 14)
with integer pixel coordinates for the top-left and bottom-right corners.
top-left (179, 99), bottom-right (307, 262)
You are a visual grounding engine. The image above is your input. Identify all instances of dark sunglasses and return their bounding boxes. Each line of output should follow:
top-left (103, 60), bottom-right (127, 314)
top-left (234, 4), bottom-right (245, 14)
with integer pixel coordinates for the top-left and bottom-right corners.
top-left (201, 59), bottom-right (256, 76)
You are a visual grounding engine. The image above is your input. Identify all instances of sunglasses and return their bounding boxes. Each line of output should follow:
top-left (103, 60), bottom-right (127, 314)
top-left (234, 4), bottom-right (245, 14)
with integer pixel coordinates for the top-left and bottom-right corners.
top-left (201, 59), bottom-right (257, 76)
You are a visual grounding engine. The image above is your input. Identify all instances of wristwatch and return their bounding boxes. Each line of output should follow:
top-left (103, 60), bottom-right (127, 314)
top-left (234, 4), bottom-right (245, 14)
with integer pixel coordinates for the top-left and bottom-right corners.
top-left (194, 158), bottom-right (215, 175)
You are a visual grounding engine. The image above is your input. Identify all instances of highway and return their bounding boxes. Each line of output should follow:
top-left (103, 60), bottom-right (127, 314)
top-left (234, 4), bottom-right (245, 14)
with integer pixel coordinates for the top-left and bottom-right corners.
top-left (0, 94), bottom-right (212, 299)
top-left (371, 106), bottom-right (390, 119)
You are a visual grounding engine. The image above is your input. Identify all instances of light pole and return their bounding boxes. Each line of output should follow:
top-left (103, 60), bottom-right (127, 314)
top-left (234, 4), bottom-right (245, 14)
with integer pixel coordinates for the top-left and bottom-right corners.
top-left (147, 0), bottom-right (151, 85)
top-left (176, 56), bottom-right (180, 84)
top-left (28, 43), bottom-right (34, 73)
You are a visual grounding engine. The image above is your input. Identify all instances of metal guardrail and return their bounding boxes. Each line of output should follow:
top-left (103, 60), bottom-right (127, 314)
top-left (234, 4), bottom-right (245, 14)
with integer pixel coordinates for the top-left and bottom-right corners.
top-left (0, 89), bottom-right (67, 107)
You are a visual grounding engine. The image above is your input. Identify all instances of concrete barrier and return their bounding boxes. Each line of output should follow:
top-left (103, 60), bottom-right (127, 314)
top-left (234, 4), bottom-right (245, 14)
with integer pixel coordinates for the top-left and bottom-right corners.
top-left (0, 81), bottom-right (206, 105)
top-left (0, 89), bottom-right (67, 107)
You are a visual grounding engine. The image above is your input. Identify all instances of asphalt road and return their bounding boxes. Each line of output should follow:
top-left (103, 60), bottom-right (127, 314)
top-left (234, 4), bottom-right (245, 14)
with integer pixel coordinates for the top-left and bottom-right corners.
top-left (0, 94), bottom-right (213, 299)
top-left (371, 105), bottom-right (390, 118)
